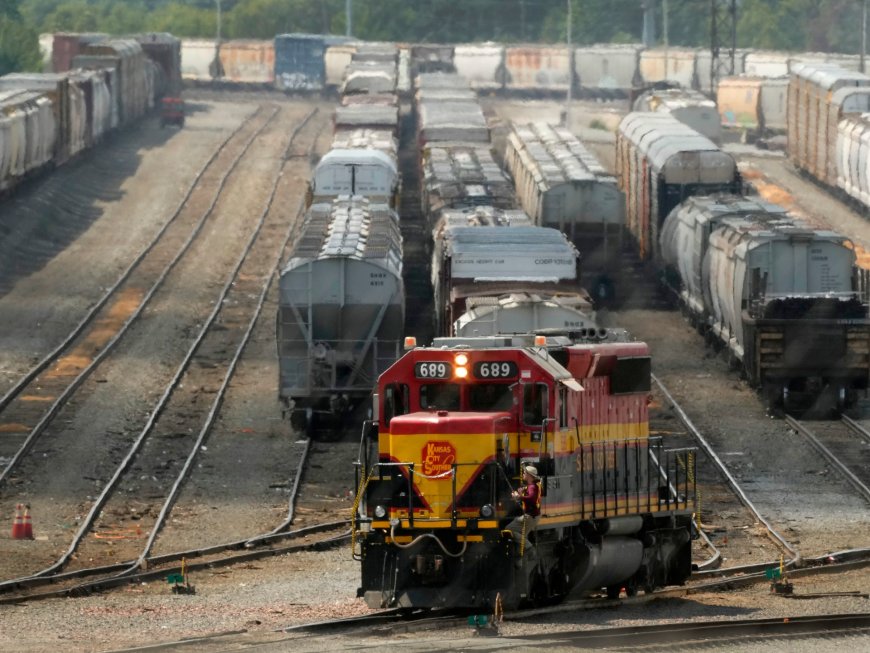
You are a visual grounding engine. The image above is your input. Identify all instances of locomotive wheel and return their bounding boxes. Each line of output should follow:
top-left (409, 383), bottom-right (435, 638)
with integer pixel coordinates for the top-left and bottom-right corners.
top-left (605, 585), bottom-right (621, 600)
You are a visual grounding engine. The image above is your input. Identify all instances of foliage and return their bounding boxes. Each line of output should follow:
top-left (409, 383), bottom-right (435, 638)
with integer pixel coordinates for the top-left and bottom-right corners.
top-left (0, 14), bottom-right (42, 74)
top-left (0, 0), bottom-right (41, 74)
top-left (7, 0), bottom-right (870, 55)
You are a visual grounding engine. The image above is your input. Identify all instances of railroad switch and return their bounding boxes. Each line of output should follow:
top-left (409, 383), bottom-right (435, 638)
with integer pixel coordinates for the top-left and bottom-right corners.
top-left (765, 564), bottom-right (792, 595)
top-left (167, 558), bottom-right (196, 595)
top-left (468, 614), bottom-right (499, 637)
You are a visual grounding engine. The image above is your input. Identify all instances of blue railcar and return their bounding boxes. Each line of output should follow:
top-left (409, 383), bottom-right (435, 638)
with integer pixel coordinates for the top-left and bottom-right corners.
top-left (274, 33), bottom-right (328, 91)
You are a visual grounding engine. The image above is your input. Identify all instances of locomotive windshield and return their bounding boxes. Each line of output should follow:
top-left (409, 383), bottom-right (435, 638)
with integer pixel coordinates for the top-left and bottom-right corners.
top-left (420, 383), bottom-right (461, 410)
top-left (522, 382), bottom-right (548, 427)
top-left (468, 383), bottom-right (513, 411)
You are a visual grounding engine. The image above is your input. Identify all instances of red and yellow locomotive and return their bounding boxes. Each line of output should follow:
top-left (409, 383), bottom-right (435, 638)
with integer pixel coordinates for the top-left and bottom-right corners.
top-left (352, 332), bottom-right (697, 609)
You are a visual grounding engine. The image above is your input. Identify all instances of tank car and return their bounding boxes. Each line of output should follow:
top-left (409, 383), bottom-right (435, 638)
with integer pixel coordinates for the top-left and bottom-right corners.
top-left (277, 196), bottom-right (404, 436)
top-left (352, 333), bottom-right (697, 610)
top-left (659, 194), bottom-right (870, 414)
top-left (615, 112), bottom-right (740, 260)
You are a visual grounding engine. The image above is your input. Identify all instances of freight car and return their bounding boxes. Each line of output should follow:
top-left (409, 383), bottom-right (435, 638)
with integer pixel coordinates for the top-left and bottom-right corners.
top-left (503, 121), bottom-right (624, 268)
top-left (787, 63), bottom-right (870, 187)
top-left (277, 196), bottom-right (404, 436)
top-left (352, 333), bottom-right (697, 609)
top-left (276, 43), bottom-right (405, 436)
top-left (311, 128), bottom-right (400, 206)
top-left (615, 112), bottom-right (740, 260)
top-left (716, 75), bottom-right (788, 143)
top-left (417, 72), bottom-right (597, 338)
top-left (431, 207), bottom-right (583, 336)
top-left (659, 194), bottom-right (870, 414)
top-left (632, 87), bottom-right (721, 144)
top-left (0, 33), bottom-right (178, 196)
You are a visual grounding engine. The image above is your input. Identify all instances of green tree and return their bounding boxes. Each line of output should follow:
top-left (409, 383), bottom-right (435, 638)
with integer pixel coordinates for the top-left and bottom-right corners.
top-left (147, 3), bottom-right (214, 37)
top-left (0, 0), bottom-right (41, 74)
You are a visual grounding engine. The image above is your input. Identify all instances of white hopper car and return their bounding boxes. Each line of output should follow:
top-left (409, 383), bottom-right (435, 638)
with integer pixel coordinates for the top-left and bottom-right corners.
top-left (277, 196), bottom-right (404, 435)
top-left (503, 121), bottom-right (624, 242)
top-left (659, 194), bottom-right (870, 414)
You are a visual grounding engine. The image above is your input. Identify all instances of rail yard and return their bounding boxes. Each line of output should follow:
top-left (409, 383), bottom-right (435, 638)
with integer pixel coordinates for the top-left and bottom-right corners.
top-left (2, 35), bottom-right (870, 652)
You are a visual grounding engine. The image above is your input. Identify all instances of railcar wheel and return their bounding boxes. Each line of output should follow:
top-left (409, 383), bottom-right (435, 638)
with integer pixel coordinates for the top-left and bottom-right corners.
top-left (605, 585), bottom-right (621, 600)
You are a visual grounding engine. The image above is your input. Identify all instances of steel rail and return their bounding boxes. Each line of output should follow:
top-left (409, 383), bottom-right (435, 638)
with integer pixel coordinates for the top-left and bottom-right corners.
top-left (0, 106), bottom-right (276, 486)
top-left (37, 105), bottom-right (303, 577)
top-left (652, 374), bottom-right (800, 561)
top-left (0, 107), bottom-right (322, 598)
top-left (785, 415), bottom-right (870, 505)
top-left (0, 106), bottom-right (262, 415)
top-left (0, 528), bottom-right (351, 605)
top-left (842, 413), bottom-right (870, 445)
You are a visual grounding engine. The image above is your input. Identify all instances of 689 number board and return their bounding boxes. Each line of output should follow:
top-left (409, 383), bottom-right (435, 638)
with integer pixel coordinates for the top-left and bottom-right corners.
top-left (473, 361), bottom-right (518, 379)
top-left (414, 361), bottom-right (452, 379)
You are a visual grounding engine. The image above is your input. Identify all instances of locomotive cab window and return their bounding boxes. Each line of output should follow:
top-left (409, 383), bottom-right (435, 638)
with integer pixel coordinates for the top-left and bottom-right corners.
top-left (420, 383), bottom-right (460, 411)
top-left (469, 383), bottom-right (514, 411)
top-left (383, 383), bottom-right (409, 426)
top-left (523, 383), bottom-right (548, 427)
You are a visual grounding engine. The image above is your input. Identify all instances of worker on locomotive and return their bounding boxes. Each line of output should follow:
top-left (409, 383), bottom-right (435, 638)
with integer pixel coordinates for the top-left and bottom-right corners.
top-left (352, 332), bottom-right (697, 610)
top-left (506, 464), bottom-right (541, 561)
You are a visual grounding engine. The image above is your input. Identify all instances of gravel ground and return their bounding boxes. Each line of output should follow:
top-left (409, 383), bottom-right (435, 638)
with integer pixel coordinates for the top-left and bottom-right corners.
top-left (2, 96), bottom-right (870, 652)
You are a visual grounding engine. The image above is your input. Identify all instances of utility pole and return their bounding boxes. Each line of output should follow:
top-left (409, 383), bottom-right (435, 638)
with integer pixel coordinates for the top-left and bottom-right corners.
top-left (346, 0), bottom-right (353, 38)
top-left (710, 0), bottom-right (738, 92)
top-left (862, 0), bottom-right (867, 74)
top-left (214, 0), bottom-right (223, 80)
top-left (642, 0), bottom-right (657, 47)
top-left (565, 0), bottom-right (572, 127)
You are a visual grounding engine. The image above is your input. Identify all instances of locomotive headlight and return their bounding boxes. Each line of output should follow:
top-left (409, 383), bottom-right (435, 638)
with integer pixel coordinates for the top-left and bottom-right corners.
top-left (454, 353), bottom-right (469, 366)
top-left (479, 504), bottom-right (495, 519)
top-left (374, 505), bottom-right (387, 519)
top-left (455, 366), bottom-right (468, 379)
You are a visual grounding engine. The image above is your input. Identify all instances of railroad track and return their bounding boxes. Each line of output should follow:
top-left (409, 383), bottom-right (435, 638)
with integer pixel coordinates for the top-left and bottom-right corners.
top-left (785, 415), bottom-right (870, 506)
top-left (652, 374), bottom-right (870, 586)
top-left (0, 105), bottom-right (274, 481)
top-left (0, 102), bottom-right (330, 588)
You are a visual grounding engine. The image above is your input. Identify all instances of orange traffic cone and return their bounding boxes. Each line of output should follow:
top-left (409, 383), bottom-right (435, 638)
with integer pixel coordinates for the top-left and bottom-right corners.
top-left (21, 505), bottom-right (33, 540)
top-left (11, 503), bottom-right (25, 539)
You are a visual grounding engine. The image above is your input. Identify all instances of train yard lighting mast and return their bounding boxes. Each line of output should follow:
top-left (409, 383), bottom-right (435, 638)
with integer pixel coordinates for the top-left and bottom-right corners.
top-left (710, 0), bottom-right (738, 92)
top-left (346, 0), bottom-right (353, 38)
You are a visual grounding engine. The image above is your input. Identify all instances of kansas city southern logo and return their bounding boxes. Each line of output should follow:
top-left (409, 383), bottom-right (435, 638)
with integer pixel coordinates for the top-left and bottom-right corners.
top-left (421, 441), bottom-right (456, 478)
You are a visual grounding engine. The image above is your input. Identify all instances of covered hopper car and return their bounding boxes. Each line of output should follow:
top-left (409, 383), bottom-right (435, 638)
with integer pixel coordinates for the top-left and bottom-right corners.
top-left (503, 121), bottom-right (624, 271)
top-left (659, 194), bottom-right (870, 414)
top-left (277, 196), bottom-right (404, 436)
top-left (352, 333), bottom-right (697, 609)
